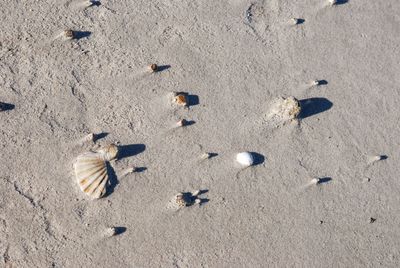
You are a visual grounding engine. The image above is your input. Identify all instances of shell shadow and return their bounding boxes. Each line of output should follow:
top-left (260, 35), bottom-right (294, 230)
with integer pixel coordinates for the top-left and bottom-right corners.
top-left (155, 65), bottom-right (171, 72)
top-left (0, 102), bottom-right (15, 111)
top-left (74, 31), bottom-right (91, 40)
top-left (188, 94), bottom-right (199, 106)
top-left (334, 0), bottom-right (348, 5)
top-left (316, 80), bottom-right (328, 85)
top-left (249, 152), bottom-right (265, 166)
top-left (134, 167), bottom-right (147, 173)
top-left (176, 92), bottom-right (199, 107)
top-left (317, 177), bottom-right (332, 185)
top-left (296, 19), bottom-right (305, 25)
top-left (118, 144), bottom-right (146, 160)
top-left (93, 132), bottom-right (108, 142)
top-left (89, 0), bottom-right (101, 6)
top-left (105, 162), bottom-right (118, 197)
top-left (182, 120), bottom-right (196, 127)
top-left (182, 189), bottom-right (209, 206)
top-left (379, 155), bottom-right (388, 160)
top-left (299, 98), bottom-right (333, 119)
top-left (113, 227), bottom-right (127, 235)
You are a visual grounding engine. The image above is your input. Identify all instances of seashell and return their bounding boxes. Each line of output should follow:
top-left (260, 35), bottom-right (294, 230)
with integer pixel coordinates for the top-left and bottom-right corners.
top-left (236, 152), bottom-right (254, 167)
top-left (291, 18), bottom-right (301, 25)
top-left (268, 96), bottom-right (301, 121)
top-left (149, 64), bottom-right (158, 72)
top-left (312, 80), bottom-right (321, 86)
top-left (176, 119), bottom-right (188, 127)
top-left (201, 152), bottom-right (211, 160)
top-left (368, 155), bottom-right (387, 165)
top-left (74, 144), bottom-right (119, 199)
top-left (328, 0), bottom-right (337, 6)
top-left (174, 94), bottom-right (187, 106)
top-left (168, 191), bottom-right (202, 210)
top-left (104, 227), bottom-right (117, 237)
top-left (64, 29), bottom-right (75, 40)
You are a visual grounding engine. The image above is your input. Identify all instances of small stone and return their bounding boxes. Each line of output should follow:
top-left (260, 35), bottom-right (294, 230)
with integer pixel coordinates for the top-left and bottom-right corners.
top-left (64, 29), bottom-right (75, 40)
top-left (174, 94), bottom-right (187, 106)
top-left (149, 64), bottom-right (158, 72)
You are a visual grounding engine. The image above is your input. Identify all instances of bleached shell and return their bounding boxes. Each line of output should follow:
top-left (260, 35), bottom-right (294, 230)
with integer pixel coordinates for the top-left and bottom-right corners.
top-left (268, 96), bottom-right (301, 121)
top-left (74, 152), bottom-right (109, 199)
top-left (236, 152), bottom-right (254, 167)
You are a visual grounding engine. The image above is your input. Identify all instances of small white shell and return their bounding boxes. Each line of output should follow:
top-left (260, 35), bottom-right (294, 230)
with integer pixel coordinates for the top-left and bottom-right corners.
top-left (74, 144), bottom-right (118, 199)
top-left (201, 153), bottom-right (211, 160)
top-left (291, 18), bottom-right (300, 25)
top-left (236, 152), bottom-right (254, 167)
top-left (104, 227), bottom-right (117, 237)
top-left (368, 155), bottom-right (387, 165)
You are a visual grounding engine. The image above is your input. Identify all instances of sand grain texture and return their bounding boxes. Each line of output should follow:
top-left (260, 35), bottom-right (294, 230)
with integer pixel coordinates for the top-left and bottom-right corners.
top-left (1, 0), bottom-right (400, 267)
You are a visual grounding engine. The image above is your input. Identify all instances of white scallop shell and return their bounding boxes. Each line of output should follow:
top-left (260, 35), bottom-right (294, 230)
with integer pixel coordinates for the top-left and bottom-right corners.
top-left (236, 152), bottom-right (254, 167)
top-left (74, 144), bottom-right (118, 199)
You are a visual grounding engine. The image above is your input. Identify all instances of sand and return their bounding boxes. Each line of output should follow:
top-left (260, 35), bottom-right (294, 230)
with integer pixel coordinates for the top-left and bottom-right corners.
top-left (1, 0), bottom-right (400, 267)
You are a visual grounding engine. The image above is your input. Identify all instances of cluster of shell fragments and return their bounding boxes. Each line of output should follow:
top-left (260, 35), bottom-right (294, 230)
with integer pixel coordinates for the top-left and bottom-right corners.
top-left (167, 190), bottom-right (203, 210)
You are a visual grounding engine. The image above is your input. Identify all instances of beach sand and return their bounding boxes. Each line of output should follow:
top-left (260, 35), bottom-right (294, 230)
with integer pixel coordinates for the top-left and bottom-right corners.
top-left (1, 0), bottom-right (400, 267)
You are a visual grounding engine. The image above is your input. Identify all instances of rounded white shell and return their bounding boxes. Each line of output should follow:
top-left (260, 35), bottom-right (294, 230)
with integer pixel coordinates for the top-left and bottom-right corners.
top-left (74, 152), bottom-right (109, 199)
top-left (236, 152), bottom-right (254, 167)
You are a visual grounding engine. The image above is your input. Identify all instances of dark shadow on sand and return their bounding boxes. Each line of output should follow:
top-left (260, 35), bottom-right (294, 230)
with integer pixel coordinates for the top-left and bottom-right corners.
top-left (0, 102), bottom-right (15, 111)
top-left (299, 98), bottom-right (333, 119)
top-left (155, 65), bottom-right (171, 72)
top-left (113, 227), bottom-right (127, 235)
top-left (73, 31), bottom-right (92, 40)
top-left (249, 152), bottom-right (265, 166)
top-left (118, 144), bottom-right (146, 160)
top-left (317, 177), bottom-right (332, 185)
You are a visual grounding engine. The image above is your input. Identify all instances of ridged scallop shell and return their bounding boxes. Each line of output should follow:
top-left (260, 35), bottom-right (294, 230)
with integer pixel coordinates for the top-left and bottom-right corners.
top-left (74, 144), bottom-right (118, 199)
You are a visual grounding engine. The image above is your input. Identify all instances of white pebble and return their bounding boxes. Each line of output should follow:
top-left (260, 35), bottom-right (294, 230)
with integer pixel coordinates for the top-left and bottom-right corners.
top-left (236, 152), bottom-right (254, 167)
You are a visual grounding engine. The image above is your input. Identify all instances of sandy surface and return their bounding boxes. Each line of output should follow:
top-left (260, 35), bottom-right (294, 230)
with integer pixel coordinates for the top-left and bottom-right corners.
top-left (1, 0), bottom-right (400, 267)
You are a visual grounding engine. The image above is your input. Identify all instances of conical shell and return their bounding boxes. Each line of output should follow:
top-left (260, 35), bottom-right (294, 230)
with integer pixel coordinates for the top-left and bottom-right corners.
top-left (74, 152), bottom-right (109, 199)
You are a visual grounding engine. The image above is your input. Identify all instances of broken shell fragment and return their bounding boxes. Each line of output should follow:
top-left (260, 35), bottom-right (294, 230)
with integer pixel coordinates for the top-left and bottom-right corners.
top-left (104, 227), bottom-right (117, 237)
top-left (236, 152), bottom-right (254, 167)
top-left (291, 18), bottom-right (301, 25)
top-left (74, 144), bottom-right (119, 199)
top-left (174, 94), bottom-right (188, 106)
top-left (168, 191), bottom-right (203, 210)
top-left (64, 29), bottom-right (75, 40)
top-left (268, 96), bottom-right (301, 121)
top-left (201, 153), bottom-right (212, 160)
top-left (328, 0), bottom-right (337, 6)
top-left (176, 119), bottom-right (188, 127)
top-left (368, 155), bottom-right (388, 164)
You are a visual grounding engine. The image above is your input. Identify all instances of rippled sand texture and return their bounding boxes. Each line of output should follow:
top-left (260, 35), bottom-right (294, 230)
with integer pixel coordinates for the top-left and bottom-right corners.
top-left (1, 0), bottom-right (400, 267)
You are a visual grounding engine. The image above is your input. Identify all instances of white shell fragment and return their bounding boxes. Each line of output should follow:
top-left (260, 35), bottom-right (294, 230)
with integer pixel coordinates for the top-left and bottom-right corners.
top-left (329, 0), bottom-right (337, 6)
top-left (236, 152), bottom-right (254, 167)
top-left (176, 119), bottom-right (188, 127)
top-left (74, 144), bottom-right (119, 199)
top-left (104, 227), bottom-right (117, 237)
top-left (201, 152), bottom-right (212, 160)
top-left (268, 96), bottom-right (301, 122)
top-left (291, 18), bottom-right (301, 25)
top-left (368, 155), bottom-right (387, 165)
